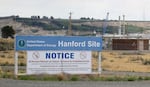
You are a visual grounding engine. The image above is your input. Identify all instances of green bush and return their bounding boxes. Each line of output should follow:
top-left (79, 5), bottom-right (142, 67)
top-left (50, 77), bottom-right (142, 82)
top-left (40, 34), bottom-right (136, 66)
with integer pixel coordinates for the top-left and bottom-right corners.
top-left (1, 73), bottom-right (13, 78)
top-left (70, 75), bottom-right (79, 81)
top-left (18, 75), bottom-right (59, 81)
top-left (144, 77), bottom-right (150, 80)
top-left (126, 76), bottom-right (137, 81)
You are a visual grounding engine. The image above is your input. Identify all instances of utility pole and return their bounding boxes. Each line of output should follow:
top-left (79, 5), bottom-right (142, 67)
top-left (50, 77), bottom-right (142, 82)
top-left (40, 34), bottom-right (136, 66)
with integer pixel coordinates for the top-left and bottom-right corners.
top-left (68, 12), bottom-right (72, 36)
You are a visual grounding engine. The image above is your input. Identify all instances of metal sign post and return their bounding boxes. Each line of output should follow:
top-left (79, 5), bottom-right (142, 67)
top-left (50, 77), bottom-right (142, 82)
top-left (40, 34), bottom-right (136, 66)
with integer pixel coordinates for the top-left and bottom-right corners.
top-left (98, 52), bottom-right (101, 75)
top-left (14, 52), bottom-right (18, 78)
top-left (14, 36), bottom-right (18, 78)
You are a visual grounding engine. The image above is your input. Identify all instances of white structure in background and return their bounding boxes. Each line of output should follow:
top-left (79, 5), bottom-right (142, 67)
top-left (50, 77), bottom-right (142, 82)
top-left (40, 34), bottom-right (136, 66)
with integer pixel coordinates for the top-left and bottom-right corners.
top-left (118, 16), bottom-right (122, 35)
top-left (97, 33), bottom-right (150, 39)
top-left (122, 15), bottom-right (126, 37)
top-left (118, 15), bottom-right (126, 38)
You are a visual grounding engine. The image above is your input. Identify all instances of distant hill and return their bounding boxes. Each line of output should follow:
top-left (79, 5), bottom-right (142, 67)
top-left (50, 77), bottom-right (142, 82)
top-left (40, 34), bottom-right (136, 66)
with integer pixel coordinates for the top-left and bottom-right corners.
top-left (0, 16), bottom-right (150, 36)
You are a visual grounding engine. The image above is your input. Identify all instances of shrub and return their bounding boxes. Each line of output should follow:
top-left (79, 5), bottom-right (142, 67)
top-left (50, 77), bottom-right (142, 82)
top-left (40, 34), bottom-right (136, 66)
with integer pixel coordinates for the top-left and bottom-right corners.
top-left (18, 55), bottom-right (24, 59)
top-left (70, 75), bottom-right (79, 81)
top-left (143, 77), bottom-right (150, 80)
top-left (125, 76), bottom-right (138, 81)
top-left (142, 59), bottom-right (150, 65)
top-left (0, 55), bottom-right (5, 58)
top-left (19, 62), bottom-right (26, 66)
top-left (57, 73), bottom-right (66, 81)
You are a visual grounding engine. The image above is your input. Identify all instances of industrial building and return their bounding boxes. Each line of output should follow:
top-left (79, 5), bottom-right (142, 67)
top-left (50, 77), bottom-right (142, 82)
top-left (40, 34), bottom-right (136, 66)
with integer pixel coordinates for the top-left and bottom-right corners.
top-left (97, 34), bottom-right (150, 50)
top-left (112, 39), bottom-right (149, 50)
top-left (97, 13), bottom-right (150, 50)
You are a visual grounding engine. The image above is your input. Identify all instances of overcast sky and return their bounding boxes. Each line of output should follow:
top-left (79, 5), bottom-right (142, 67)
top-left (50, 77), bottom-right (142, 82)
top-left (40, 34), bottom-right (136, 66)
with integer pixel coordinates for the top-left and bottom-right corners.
top-left (0, 0), bottom-right (150, 20)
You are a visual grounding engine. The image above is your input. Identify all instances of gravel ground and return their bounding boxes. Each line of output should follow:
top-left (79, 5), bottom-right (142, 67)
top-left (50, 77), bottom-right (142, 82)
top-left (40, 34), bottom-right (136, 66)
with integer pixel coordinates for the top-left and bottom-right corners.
top-left (0, 79), bottom-right (150, 87)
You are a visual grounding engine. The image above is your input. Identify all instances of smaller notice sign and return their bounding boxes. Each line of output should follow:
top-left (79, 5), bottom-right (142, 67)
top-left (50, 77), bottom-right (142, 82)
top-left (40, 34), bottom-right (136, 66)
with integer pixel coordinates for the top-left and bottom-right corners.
top-left (27, 51), bottom-right (91, 74)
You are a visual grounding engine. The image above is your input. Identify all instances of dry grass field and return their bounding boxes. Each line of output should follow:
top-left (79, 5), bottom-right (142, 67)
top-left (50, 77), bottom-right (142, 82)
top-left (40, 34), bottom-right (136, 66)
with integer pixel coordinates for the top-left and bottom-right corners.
top-left (102, 51), bottom-right (150, 72)
top-left (0, 50), bottom-right (26, 66)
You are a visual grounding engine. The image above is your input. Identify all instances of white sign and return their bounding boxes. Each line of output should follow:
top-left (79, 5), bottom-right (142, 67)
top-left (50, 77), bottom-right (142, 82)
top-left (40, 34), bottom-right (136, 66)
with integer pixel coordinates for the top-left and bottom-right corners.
top-left (27, 51), bottom-right (91, 74)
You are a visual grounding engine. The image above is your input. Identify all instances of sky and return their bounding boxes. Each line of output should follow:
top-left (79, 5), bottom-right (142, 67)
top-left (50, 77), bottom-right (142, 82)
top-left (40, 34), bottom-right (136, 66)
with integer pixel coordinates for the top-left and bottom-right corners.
top-left (0, 0), bottom-right (150, 20)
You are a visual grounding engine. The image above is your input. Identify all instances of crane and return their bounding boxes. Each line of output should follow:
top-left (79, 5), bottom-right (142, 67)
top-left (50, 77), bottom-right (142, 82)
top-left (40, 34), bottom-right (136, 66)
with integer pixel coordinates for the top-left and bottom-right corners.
top-left (102, 12), bottom-right (109, 35)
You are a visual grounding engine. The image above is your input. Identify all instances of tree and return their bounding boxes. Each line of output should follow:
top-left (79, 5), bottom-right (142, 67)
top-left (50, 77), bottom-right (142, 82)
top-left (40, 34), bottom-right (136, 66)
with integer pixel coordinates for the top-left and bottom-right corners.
top-left (1, 26), bottom-right (15, 38)
top-left (50, 16), bottom-right (54, 20)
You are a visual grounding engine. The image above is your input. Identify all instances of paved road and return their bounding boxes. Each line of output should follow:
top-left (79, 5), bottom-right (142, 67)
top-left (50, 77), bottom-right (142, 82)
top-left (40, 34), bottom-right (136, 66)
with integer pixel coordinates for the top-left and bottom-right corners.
top-left (0, 79), bottom-right (150, 87)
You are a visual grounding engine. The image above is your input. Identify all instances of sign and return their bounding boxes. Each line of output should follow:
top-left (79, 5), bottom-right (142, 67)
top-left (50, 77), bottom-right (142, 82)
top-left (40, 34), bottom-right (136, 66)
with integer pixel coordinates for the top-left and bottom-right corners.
top-left (27, 51), bottom-right (91, 74)
top-left (15, 36), bottom-right (102, 51)
top-left (15, 36), bottom-right (102, 75)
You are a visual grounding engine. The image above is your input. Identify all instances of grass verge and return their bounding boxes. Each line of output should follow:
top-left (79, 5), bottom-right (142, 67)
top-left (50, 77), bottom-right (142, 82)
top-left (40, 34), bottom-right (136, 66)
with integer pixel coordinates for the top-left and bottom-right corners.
top-left (15, 74), bottom-right (150, 81)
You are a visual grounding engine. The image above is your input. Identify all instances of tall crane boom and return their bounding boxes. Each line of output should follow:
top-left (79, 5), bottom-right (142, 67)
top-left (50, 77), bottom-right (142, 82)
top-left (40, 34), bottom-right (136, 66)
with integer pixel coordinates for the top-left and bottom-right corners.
top-left (102, 12), bottom-right (109, 35)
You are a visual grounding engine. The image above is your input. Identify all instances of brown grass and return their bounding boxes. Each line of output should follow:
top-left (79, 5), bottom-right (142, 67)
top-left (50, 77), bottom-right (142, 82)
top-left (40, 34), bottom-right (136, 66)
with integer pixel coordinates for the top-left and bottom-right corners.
top-left (0, 38), bottom-right (14, 51)
top-left (102, 51), bottom-right (150, 72)
top-left (0, 38), bottom-right (14, 43)
top-left (0, 50), bottom-right (26, 65)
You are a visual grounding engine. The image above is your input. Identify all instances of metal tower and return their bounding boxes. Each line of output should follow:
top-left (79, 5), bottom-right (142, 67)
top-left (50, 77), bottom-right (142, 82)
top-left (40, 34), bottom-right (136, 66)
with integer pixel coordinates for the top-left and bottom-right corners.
top-left (102, 12), bottom-right (109, 35)
top-left (68, 12), bottom-right (72, 36)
